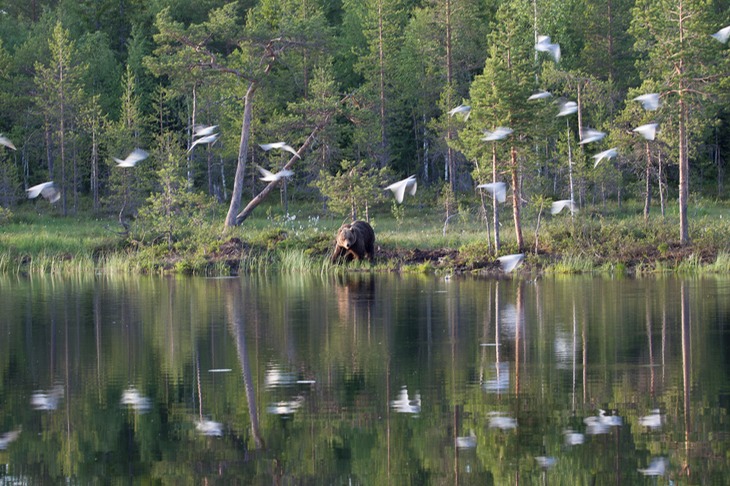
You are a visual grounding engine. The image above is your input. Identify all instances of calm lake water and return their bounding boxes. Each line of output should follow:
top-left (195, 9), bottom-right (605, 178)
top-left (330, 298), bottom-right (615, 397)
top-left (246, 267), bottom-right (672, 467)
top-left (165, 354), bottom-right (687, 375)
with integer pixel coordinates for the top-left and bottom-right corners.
top-left (1, 272), bottom-right (730, 484)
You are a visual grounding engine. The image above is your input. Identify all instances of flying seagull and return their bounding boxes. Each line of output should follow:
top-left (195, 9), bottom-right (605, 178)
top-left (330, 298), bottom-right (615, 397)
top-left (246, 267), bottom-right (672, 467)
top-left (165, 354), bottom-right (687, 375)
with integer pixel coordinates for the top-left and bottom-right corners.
top-left (551, 199), bottom-right (577, 215)
top-left (476, 182), bottom-right (507, 203)
top-left (579, 128), bottom-right (606, 145)
top-left (497, 253), bottom-right (525, 273)
top-left (113, 148), bottom-right (149, 167)
top-left (193, 124), bottom-right (218, 137)
top-left (536, 35), bottom-right (561, 62)
top-left (26, 181), bottom-right (60, 203)
top-left (528, 90), bottom-right (552, 101)
top-left (259, 142), bottom-right (300, 158)
top-left (481, 127), bottom-right (513, 142)
top-left (448, 104), bottom-right (471, 119)
top-left (633, 93), bottom-right (660, 111)
top-left (633, 123), bottom-right (658, 141)
top-left (258, 166), bottom-right (294, 182)
top-left (556, 100), bottom-right (578, 117)
top-left (188, 133), bottom-right (220, 153)
top-left (592, 148), bottom-right (618, 167)
top-left (0, 134), bottom-right (16, 150)
top-left (385, 175), bottom-right (417, 204)
top-left (711, 25), bottom-right (730, 43)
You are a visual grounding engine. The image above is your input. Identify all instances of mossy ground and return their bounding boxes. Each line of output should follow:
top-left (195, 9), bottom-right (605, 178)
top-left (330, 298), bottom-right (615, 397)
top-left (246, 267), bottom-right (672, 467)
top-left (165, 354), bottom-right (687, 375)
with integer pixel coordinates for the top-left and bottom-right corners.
top-left (3, 195), bottom-right (730, 276)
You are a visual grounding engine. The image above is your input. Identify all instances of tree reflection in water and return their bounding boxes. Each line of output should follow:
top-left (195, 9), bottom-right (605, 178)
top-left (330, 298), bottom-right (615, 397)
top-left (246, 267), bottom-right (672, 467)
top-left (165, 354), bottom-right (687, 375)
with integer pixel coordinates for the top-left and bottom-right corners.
top-left (0, 274), bottom-right (727, 483)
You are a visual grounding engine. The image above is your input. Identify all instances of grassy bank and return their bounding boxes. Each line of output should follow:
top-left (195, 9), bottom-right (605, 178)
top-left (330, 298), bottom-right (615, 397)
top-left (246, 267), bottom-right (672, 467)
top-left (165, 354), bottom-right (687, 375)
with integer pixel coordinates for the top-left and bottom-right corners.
top-left (3, 197), bottom-right (730, 276)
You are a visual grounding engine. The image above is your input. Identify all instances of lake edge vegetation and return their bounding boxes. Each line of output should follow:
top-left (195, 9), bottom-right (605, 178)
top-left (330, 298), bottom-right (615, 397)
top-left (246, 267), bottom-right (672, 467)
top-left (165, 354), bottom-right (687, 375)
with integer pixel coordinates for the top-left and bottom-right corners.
top-left (0, 1), bottom-right (727, 277)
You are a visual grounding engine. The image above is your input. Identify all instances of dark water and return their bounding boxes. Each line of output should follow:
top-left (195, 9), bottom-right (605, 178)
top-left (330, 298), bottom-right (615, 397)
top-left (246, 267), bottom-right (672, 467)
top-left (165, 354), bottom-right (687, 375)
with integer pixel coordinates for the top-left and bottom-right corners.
top-left (1, 273), bottom-right (730, 484)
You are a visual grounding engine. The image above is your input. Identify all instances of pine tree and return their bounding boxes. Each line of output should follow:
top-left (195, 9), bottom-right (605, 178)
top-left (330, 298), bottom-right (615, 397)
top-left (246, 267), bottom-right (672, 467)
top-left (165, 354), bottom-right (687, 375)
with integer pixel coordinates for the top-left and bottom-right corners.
top-left (630, 0), bottom-right (727, 244)
top-left (33, 21), bottom-right (87, 215)
top-left (456, 0), bottom-right (535, 252)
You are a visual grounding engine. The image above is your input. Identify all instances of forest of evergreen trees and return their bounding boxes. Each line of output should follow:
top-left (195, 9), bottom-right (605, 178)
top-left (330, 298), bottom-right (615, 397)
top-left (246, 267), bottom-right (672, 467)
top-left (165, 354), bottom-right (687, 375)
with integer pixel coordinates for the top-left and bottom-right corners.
top-left (0, 0), bottom-right (727, 243)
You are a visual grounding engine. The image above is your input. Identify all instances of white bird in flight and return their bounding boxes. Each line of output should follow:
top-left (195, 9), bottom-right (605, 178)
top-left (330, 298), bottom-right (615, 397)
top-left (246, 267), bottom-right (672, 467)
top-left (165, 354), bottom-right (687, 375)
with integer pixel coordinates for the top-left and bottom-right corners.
top-left (477, 182), bottom-right (507, 203)
top-left (0, 429), bottom-right (21, 450)
top-left (535, 35), bottom-right (561, 62)
top-left (385, 175), bottom-right (417, 204)
top-left (26, 181), bottom-right (60, 203)
top-left (188, 133), bottom-right (220, 153)
top-left (579, 128), bottom-right (606, 145)
top-left (0, 134), bottom-right (16, 150)
top-left (497, 253), bottom-right (525, 273)
top-left (528, 90), bottom-right (552, 101)
top-left (633, 123), bottom-right (658, 141)
top-left (711, 25), bottom-right (730, 43)
top-left (259, 142), bottom-right (300, 158)
top-left (556, 100), bottom-right (578, 117)
top-left (481, 127), bottom-right (513, 141)
top-left (448, 104), bottom-right (471, 119)
top-left (551, 199), bottom-right (577, 215)
top-left (633, 93), bottom-right (660, 111)
top-left (258, 166), bottom-right (294, 182)
top-left (638, 457), bottom-right (668, 477)
top-left (592, 148), bottom-right (618, 167)
top-left (113, 148), bottom-right (149, 167)
top-left (193, 124), bottom-right (218, 137)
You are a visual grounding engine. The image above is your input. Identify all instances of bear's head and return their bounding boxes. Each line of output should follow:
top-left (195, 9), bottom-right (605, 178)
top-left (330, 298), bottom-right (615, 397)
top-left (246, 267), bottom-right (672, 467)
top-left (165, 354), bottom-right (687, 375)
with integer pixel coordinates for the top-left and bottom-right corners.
top-left (336, 226), bottom-right (357, 249)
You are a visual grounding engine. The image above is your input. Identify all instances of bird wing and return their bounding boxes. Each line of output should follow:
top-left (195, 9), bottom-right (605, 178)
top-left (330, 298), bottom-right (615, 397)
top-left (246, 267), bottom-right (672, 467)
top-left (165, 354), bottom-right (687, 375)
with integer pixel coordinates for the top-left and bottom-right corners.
top-left (633, 123), bottom-right (658, 140)
top-left (528, 91), bottom-right (551, 100)
top-left (0, 135), bottom-right (16, 150)
top-left (593, 148), bottom-right (618, 167)
top-left (194, 124), bottom-right (218, 137)
top-left (260, 142), bottom-right (285, 151)
top-left (448, 105), bottom-right (470, 117)
top-left (127, 148), bottom-right (149, 164)
top-left (477, 182), bottom-right (507, 203)
top-left (579, 129), bottom-right (606, 144)
top-left (385, 179), bottom-right (409, 203)
top-left (633, 93), bottom-right (660, 111)
top-left (482, 128), bottom-right (513, 141)
top-left (27, 182), bottom-right (53, 199)
top-left (711, 26), bottom-right (730, 43)
top-left (281, 144), bottom-right (301, 158)
top-left (497, 253), bottom-right (524, 273)
top-left (557, 101), bottom-right (577, 117)
top-left (551, 200), bottom-right (576, 215)
top-left (406, 176), bottom-right (417, 196)
top-left (258, 167), bottom-right (277, 181)
top-left (41, 185), bottom-right (60, 203)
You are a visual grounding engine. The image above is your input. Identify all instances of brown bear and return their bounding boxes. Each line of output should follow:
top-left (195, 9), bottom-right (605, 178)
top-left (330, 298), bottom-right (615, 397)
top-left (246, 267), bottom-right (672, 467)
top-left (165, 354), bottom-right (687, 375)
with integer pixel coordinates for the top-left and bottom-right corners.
top-left (331, 220), bottom-right (376, 263)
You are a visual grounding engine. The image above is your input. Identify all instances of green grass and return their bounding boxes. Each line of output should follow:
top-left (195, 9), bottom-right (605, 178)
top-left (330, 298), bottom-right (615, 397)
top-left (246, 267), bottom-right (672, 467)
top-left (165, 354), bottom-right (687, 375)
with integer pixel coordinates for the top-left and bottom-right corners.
top-left (3, 196), bottom-right (730, 276)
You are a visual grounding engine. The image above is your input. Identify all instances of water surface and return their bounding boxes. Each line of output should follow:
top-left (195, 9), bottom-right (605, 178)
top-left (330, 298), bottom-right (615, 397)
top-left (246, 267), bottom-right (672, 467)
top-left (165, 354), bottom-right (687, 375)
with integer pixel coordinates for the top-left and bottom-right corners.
top-left (1, 273), bottom-right (729, 483)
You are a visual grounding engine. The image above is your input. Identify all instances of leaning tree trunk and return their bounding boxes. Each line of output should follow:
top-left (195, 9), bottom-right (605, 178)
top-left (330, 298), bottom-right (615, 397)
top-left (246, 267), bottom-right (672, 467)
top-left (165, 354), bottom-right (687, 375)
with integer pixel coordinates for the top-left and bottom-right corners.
top-left (235, 120), bottom-right (331, 225)
top-left (224, 82), bottom-right (256, 229)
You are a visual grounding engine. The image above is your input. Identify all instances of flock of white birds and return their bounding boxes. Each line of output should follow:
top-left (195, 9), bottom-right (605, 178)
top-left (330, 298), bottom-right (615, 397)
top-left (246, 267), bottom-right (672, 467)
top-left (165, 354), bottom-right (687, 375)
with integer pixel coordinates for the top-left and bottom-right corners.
top-left (13, 24), bottom-right (728, 273)
top-left (436, 24), bottom-right (729, 272)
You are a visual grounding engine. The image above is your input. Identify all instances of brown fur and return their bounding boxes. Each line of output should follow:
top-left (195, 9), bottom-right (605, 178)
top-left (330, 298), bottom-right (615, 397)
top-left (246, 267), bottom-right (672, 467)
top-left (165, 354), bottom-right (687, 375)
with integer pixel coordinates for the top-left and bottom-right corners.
top-left (331, 220), bottom-right (376, 263)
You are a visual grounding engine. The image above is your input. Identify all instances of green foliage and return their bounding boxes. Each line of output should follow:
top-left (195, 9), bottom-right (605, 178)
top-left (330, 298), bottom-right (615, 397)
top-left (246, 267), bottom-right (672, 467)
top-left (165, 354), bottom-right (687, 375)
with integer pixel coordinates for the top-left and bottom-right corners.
top-left (135, 131), bottom-right (216, 251)
top-left (0, 206), bottom-right (12, 224)
top-left (314, 159), bottom-right (388, 221)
